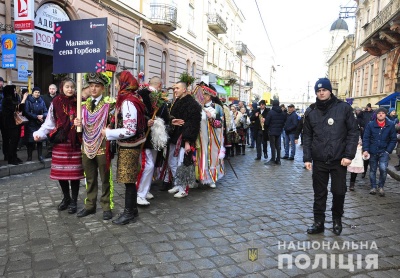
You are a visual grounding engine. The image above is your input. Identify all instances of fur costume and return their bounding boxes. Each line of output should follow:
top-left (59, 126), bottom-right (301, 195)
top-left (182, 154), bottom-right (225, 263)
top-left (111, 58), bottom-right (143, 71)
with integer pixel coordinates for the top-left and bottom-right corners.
top-left (169, 94), bottom-right (202, 147)
top-left (151, 116), bottom-right (169, 151)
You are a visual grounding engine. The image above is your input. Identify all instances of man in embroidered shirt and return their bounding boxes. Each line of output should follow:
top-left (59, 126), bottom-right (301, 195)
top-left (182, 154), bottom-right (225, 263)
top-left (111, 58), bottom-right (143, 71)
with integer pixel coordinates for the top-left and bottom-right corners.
top-left (74, 72), bottom-right (115, 220)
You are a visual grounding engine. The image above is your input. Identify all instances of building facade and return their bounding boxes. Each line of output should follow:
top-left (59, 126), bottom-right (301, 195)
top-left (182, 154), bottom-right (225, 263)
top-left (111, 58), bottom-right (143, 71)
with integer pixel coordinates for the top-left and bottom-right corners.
top-left (0, 0), bottom-right (268, 101)
top-left (352, 0), bottom-right (400, 109)
top-left (327, 34), bottom-right (354, 100)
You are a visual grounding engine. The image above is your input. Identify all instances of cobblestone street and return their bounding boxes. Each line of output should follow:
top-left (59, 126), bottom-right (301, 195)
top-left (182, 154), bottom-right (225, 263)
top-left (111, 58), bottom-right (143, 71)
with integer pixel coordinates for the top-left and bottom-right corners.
top-left (1, 146), bottom-right (400, 277)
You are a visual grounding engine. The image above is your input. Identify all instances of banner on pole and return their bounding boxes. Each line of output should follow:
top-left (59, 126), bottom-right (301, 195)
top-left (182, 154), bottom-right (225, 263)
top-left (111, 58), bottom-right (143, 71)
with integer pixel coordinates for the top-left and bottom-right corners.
top-left (53, 18), bottom-right (107, 74)
top-left (1, 34), bottom-right (17, 68)
top-left (18, 61), bottom-right (29, 81)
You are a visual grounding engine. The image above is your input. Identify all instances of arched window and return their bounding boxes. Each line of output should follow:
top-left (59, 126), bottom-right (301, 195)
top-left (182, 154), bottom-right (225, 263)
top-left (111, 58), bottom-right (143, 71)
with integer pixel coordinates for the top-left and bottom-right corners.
top-left (161, 51), bottom-right (167, 86)
top-left (138, 43), bottom-right (145, 76)
top-left (191, 62), bottom-right (195, 77)
top-left (186, 59), bottom-right (190, 73)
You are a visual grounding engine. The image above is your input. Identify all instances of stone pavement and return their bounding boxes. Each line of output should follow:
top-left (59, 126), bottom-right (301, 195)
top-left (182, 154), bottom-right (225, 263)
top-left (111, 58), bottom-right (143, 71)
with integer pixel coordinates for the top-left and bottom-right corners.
top-left (0, 145), bottom-right (400, 277)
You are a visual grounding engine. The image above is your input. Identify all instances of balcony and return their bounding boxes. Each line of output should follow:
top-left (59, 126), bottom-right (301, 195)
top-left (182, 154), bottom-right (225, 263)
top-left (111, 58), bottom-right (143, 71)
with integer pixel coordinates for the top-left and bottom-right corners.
top-left (207, 14), bottom-right (227, 34)
top-left (150, 4), bottom-right (177, 33)
top-left (222, 70), bottom-right (237, 85)
top-left (361, 0), bottom-right (400, 56)
top-left (236, 41), bottom-right (247, 56)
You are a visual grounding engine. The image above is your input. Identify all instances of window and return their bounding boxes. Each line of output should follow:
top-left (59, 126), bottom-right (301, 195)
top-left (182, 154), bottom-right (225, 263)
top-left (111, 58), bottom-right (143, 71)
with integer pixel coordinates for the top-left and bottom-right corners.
top-left (161, 51), bottom-right (167, 86)
top-left (138, 43), bottom-right (145, 77)
top-left (191, 62), bottom-right (195, 77)
top-left (380, 58), bottom-right (386, 93)
top-left (352, 71), bottom-right (357, 97)
top-left (213, 42), bottom-right (216, 65)
top-left (187, 59), bottom-right (190, 73)
top-left (360, 68), bottom-right (365, 96)
top-left (369, 64), bottom-right (374, 95)
top-left (207, 39), bottom-right (211, 63)
top-left (188, 4), bottom-right (195, 33)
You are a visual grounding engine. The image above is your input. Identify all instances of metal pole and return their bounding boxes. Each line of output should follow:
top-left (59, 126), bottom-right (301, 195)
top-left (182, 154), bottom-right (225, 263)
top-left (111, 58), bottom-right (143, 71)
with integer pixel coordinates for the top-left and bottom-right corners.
top-left (5, 0), bottom-right (12, 84)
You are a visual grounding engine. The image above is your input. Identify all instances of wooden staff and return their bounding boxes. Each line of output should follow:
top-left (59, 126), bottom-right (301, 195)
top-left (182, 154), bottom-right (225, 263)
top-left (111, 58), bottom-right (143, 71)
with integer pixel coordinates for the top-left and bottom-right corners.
top-left (76, 73), bottom-right (82, 132)
top-left (139, 107), bottom-right (159, 152)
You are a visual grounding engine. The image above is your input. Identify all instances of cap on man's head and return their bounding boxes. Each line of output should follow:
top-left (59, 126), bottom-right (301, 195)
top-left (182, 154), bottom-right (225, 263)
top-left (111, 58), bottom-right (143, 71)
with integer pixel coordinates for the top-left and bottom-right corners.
top-left (288, 104), bottom-right (295, 108)
top-left (375, 107), bottom-right (388, 115)
top-left (389, 108), bottom-right (396, 114)
top-left (84, 73), bottom-right (110, 87)
top-left (0, 77), bottom-right (4, 82)
top-left (259, 100), bottom-right (266, 105)
top-left (32, 86), bottom-right (41, 93)
top-left (314, 78), bottom-right (332, 93)
top-left (273, 100), bottom-right (280, 106)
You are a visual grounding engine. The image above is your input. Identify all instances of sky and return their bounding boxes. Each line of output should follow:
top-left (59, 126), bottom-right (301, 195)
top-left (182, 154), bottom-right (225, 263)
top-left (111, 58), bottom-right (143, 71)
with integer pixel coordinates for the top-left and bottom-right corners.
top-left (235, 0), bottom-right (356, 103)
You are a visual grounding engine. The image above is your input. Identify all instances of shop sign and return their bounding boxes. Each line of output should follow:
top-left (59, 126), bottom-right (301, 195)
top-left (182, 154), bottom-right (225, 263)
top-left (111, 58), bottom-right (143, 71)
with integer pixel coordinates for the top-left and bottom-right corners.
top-left (1, 34), bottom-right (17, 68)
top-left (17, 61), bottom-right (29, 81)
top-left (34, 29), bottom-right (54, 50)
top-left (14, 0), bottom-right (35, 32)
top-left (106, 63), bottom-right (116, 72)
top-left (34, 3), bottom-right (70, 49)
top-left (53, 18), bottom-right (107, 74)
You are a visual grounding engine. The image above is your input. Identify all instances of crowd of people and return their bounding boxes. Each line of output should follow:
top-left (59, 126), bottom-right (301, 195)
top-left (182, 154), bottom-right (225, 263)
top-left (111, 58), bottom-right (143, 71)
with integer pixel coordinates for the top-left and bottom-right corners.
top-left (1, 75), bottom-right (399, 233)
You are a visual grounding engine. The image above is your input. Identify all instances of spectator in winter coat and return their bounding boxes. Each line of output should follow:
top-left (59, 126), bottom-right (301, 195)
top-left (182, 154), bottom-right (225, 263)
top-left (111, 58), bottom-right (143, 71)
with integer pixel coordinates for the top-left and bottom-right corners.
top-left (264, 99), bottom-right (286, 165)
top-left (362, 107), bottom-right (397, 197)
top-left (387, 108), bottom-right (399, 125)
top-left (283, 104), bottom-right (298, 160)
top-left (24, 87), bottom-right (48, 163)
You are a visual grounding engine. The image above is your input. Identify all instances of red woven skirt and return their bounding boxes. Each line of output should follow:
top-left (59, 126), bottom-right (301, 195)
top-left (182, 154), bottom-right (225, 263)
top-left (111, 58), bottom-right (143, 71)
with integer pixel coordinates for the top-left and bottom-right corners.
top-left (50, 143), bottom-right (84, 180)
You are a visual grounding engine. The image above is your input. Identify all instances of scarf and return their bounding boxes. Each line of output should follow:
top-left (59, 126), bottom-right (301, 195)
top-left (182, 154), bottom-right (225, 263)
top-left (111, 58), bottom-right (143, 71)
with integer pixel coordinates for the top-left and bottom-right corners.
top-left (115, 71), bottom-right (146, 135)
top-left (377, 119), bottom-right (385, 128)
top-left (50, 93), bottom-right (79, 148)
top-left (316, 94), bottom-right (337, 113)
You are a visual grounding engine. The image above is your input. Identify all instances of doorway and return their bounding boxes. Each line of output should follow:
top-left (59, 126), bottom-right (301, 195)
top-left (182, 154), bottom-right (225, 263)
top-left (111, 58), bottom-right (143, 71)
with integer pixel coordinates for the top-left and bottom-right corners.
top-left (33, 47), bottom-right (55, 92)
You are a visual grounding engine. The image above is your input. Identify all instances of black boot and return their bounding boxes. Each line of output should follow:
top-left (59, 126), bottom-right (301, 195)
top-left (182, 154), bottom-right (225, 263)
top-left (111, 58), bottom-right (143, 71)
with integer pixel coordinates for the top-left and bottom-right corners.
top-left (58, 180), bottom-right (71, 211)
top-left (113, 183), bottom-right (138, 225)
top-left (307, 222), bottom-right (325, 234)
top-left (68, 200), bottom-right (77, 214)
top-left (112, 208), bottom-right (136, 225)
top-left (58, 197), bottom-right (71, 211)
top-left (349, 182), bottom-right (355, 191)
top-left (241, 145), bottom-right (245, 155)
top-left (37, 143), bottom-right (44, 163)
top-left (332, 219), bottom-right (342, 235)
top-left (27, 143), bottom-right (33, 162)
top-left (68, 180), bottom-right (80, 214)
top-left (236, 144), bottom-right (241, 155)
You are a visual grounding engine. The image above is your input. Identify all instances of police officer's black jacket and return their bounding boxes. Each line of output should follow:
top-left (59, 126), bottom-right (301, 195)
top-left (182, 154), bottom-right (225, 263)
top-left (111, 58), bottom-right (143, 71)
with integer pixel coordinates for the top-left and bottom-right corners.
top-left (303, 95), bottom-right (358, 164)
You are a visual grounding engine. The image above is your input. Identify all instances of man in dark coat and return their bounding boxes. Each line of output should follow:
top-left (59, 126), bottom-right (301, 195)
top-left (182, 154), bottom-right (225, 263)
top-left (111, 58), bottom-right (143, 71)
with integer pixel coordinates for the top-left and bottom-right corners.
top-left (282, 104), bottom-right (299, 160)
top-left (164, 81), bottom-right (201, 198)
top-left (360, 103), bottom-right (374, 177)
top-left (250, 100), bottom-right (269, 160)
top-left (264, 99), bottom-right (286, 165)
top-left (41, 84), bottom-right (58, 110)
top-left (2, 85), bottom-right (28, 165)
top-left (0, 77), bottom-right (6, 161)
top-left (303, 78), bottom-right (358, 236)
top-left (363, 107), bottom-right (397, 197)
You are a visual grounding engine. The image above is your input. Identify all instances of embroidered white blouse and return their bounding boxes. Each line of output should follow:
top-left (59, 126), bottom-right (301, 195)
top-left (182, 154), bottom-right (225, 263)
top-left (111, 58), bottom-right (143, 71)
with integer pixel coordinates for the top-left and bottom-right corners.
top-left (105, 100), bottom-right (138, 140)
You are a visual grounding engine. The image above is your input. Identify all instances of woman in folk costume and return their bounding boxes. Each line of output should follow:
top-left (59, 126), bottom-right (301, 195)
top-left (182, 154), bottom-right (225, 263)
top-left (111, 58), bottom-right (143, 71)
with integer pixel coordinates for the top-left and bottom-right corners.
top-left (34, 78), bottom-right (84, 214)
top-left (193, 84), bottom-right (225, 188)
top-left (103, 71), bottom-right (146, 225)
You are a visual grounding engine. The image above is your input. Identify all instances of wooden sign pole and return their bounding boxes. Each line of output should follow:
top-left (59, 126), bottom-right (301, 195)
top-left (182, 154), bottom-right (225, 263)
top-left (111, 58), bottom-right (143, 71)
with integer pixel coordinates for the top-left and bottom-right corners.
top-left (76, 72), bottom-right (82, 132)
